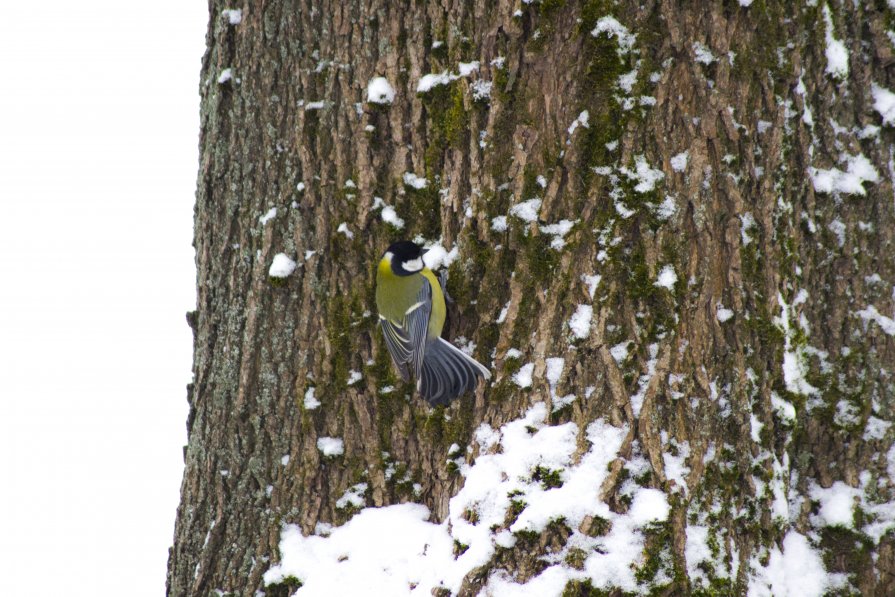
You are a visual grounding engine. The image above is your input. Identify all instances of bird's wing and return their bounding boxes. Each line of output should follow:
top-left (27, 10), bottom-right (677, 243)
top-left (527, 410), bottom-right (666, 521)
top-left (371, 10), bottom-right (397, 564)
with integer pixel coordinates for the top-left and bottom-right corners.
top-left (379, 318), bottom-right (411, 381)
top-left (379, 279), bottom-right (432, 381)
top-left (404, 279), bottom-right (432, 379)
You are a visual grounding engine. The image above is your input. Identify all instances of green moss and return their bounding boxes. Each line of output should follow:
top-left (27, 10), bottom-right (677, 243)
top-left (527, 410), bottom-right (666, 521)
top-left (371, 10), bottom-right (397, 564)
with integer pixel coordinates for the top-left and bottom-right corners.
top-left (634, 521), bottom-right (677, 588)
top-left (453, 540), bottom-right (470, 556)
top-left (506, 491), bottom-right (528, 526)
top-left (492, 63), bottom-right (510, 99)
top-left (575, 1), bottom-right (633, 186)
top-left (517, 228), bottom-right (559, 288)
top-left (732, 0), bottom-right (796, 81)
top-left (488, 379), bottom-right (517, 406)
top-left (443, 81), bottom-right (468, 148)
top-left (565, 547), bottom-right (588, 570)
top-left (819, 526), bottom-right (873, 575)
top-left (691, 577), bottom-right (736, 597)
top-left (503, 354), bottom-right (522, 375)
top-left (369, 335), bottom-right (400, 388)
top-left (326, 295), bottom-right (351, 387)
top-left (579, 0), bottom-right (615, 32)
top-left (392, 466), bottom-right (420, 500)
top-left (443, 398), bottom-right (475, 447)
top-left (404, 182), bottom-right (442, 240)
top-left (430, 27), bottom-right (448, 66)
top-left (421, 81), bottom-right (469, 177)
top-left (540, 0), bottom-right (566, 17)
top-left (586, 516), bottom-right (612, 537)
top-left (513, 529), bottom-right (540, 542)
top-left (396, 24), bottom-right (407, 51)
top-left (625, 244), bottom-right (655, 302)
top-left (532, 465), bottom-right (564, 489)
top-left (421, 405), bottom-right (447, 443)
top-left (521, 164), bottom-right (541, 201)
top-left (302, 110), bottom-right (319, 149)
top-left (561, 579), bottom-right (613, 597)
top-left (576, 111), bottom-right (622, 193)
top-left (265, 575), bottom-right (303, 596)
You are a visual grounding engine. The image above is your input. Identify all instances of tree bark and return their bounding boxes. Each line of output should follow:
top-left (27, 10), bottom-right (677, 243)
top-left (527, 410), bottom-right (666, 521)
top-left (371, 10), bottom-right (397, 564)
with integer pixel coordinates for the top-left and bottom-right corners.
top-left (168, 0), bottom-right (895, 594)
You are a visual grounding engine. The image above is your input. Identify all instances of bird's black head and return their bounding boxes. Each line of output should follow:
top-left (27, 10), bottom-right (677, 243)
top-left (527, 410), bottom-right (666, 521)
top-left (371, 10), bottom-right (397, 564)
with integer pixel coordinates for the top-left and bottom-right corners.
top-left (384, 240), bottom-right (425, 276)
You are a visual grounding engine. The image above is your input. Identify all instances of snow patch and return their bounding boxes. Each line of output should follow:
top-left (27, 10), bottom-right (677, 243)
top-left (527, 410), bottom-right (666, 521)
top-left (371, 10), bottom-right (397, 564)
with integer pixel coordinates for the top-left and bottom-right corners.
top-left (810, 154), bottom-right (879, 196)
top-left (263, 504), bottom-right (452, 594)
top-left (222, 8), bottom-right (242, 24)
top-left (655, 265), bottom-right (677, 290)
top-left (610, 341), bottom-right (630, 364)
top-left (269, 253), bottom-right (297, 278)
top-left (590, 16), bottom-right (636, 55)
top-left (872, 84), bottom-right (895, 126)
top-left (692, 42), bottom-right (716, 65)
top-left (822, 4), bottom-right (849, 80)
top-left (567, 110), bottom-right (590, 137)
top-left (422, 242), bottom-right (459, 271)
top-left (654, 196), bottom-right (676, 220)
top-left (472, 80), bottom-right (492, 102)
top-left (864, 416), bottom-right (892, 440)
top-left (508, 198), bottom-right (542, 223)
top-left (582, 274), bottom-right (601, 299)
top-left (457, 61), bottom-right (479, 77)
top-left (317, 437), bottom-right (345, 457)
top-left (747, 531), bottom-right (829, 597)
top-left (259, 207), bottom-right (278, 225)
top-left (670, 152), bottom-right (689, 172)
top-left (366, 77), bottom-right (395, 104)
top-left (512, 363), bottom-right (535, 389)
top-left (496, 301), bottom-right (510, 324)
top-left (809, 481), bottom-right (859, 529)
top-left (545, 357), bottom-right (565, 387)
top-left (417, 71), bottom-right (457, 93)
top-left (402, 172), bottom-right (428, 190)
top-left (569, 304), bottom-right (593, 339)
top-left (380, 205), bottom-right (405, 229)
top-left (539, 219), bottom-right (576, 249)
top-left (266, 404), bottom-right (671, 595)
top-left (335, 482), bottom-right (368, 510)
top-left (336, 222), bottom-right (354, 239)
top-left (491, 215), bottom-right (508, 232)
top-left (857, 305), bottom-right (895, 336)
top-left (620, 156), bottom-right (665, 193)
top-left (775, 293), bottom-right (818, 396)
top-left (716, 305), bottom-right (734, 322)
top-left (304, 387), bottom-right (320, 410)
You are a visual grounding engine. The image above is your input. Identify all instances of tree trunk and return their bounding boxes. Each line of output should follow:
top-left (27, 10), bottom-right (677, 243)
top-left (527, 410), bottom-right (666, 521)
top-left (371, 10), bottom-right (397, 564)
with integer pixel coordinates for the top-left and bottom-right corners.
top-left (168, 0), bottom-right (895, 594)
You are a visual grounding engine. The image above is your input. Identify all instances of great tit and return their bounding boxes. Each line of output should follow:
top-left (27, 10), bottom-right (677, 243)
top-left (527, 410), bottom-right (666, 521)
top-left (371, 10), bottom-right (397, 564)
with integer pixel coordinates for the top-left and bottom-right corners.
top-left (375, 241), bottom-right (490, 405)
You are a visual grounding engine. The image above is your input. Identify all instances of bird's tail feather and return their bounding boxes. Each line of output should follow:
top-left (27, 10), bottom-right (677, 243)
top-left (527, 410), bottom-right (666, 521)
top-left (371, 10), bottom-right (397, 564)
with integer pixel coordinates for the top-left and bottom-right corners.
top-left (418, 338), bottom-right (490, 406)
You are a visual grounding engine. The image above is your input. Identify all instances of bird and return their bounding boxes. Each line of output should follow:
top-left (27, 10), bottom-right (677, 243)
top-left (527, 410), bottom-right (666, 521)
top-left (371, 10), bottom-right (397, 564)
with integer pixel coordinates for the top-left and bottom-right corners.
top-left (375, 240), bottom-right (490, 405)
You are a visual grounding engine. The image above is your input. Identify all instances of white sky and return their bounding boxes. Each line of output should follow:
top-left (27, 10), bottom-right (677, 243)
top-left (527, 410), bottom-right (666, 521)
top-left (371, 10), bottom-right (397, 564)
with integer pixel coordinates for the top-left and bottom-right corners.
top-left (0, 3), bottom-right (207, 594)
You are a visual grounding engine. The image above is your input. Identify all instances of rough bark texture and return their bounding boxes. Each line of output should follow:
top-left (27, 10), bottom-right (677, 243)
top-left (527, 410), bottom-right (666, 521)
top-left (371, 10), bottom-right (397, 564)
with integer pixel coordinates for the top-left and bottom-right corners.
top-left (168, 0), bottom-right (895, 594)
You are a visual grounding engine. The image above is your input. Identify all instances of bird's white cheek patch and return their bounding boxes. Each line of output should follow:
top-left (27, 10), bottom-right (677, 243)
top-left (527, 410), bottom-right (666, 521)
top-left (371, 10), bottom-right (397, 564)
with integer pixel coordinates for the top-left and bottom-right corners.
top-left (402, 257), bottom-right (423, 272)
